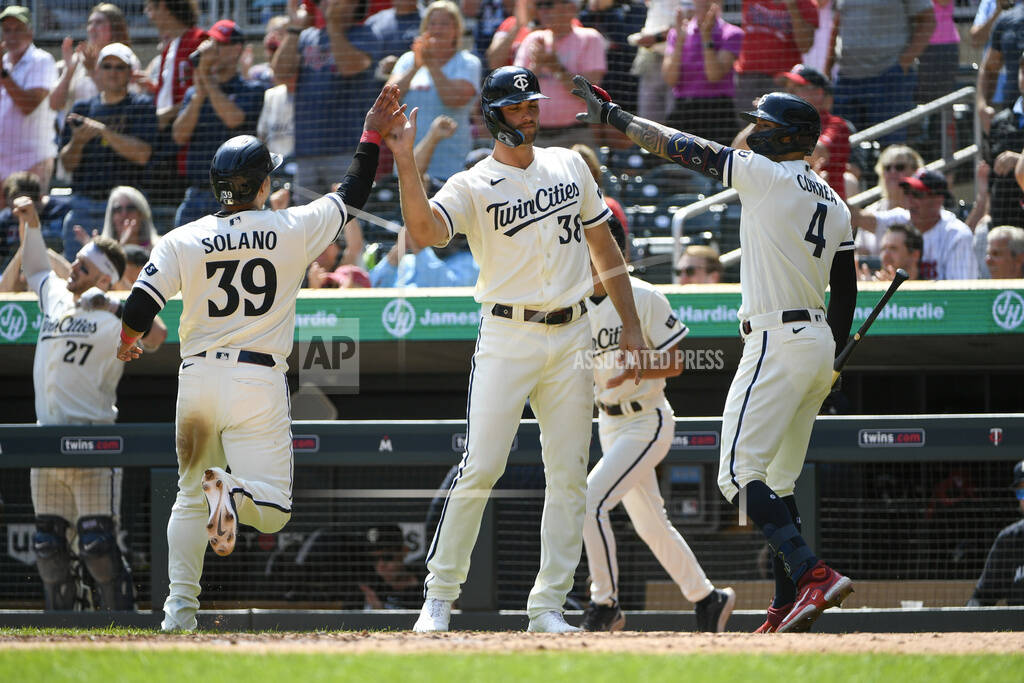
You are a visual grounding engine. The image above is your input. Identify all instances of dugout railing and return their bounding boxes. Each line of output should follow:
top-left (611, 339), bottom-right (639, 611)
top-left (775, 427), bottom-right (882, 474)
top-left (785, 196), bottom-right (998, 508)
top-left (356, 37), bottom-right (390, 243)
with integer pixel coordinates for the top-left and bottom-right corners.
top-left (1, 415), bottom-right (1022, 631)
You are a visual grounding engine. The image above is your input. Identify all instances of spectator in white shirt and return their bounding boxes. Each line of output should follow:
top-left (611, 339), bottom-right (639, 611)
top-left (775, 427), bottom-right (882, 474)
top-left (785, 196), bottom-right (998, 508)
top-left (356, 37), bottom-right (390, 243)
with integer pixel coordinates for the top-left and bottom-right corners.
top-left (854, 168), bottom-right (978, 280)
top-left (0, 6), bottom-right (57, 204)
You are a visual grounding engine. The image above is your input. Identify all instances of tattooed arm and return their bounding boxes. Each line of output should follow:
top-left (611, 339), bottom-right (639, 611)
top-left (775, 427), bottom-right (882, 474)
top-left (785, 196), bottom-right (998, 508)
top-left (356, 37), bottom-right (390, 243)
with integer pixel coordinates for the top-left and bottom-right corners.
top-left (571, 74), bottom-right (731, 180)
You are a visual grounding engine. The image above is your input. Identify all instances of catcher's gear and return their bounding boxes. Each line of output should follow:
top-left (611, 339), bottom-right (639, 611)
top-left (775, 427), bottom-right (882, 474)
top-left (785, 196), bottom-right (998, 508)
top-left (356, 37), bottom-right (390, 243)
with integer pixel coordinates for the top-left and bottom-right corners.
top-left (77, 515), bottom-right (135, 610)
top-left (33, 515), bottom-right (76, 610)
top-left (740, 92), bottom-right (821, 157)
top-left (209, 135), bottom-right (283, 206)
top-left (571, 74), bottom-right (617, 125)
top-left (480, 66), bottom-right (549, 148)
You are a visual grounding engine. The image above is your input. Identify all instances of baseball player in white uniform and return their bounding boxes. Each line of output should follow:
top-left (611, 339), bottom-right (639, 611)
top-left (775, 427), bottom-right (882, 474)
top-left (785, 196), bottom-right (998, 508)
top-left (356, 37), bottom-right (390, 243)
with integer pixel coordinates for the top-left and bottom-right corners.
top-left (389, 66), bottom-right (647, 634)
top-left (573, 81), bottom-right (858, 633)
top-left (581, 217), bottom-right (735, 633)
top-left (116, 85), bottom-right (406, 631)
top-left (14, 196), bottom-right (167, 611)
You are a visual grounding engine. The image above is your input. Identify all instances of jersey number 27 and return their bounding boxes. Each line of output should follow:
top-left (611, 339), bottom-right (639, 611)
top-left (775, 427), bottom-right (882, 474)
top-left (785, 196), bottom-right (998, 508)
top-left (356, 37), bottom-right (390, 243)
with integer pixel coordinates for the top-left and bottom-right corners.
top-left (804, 202), bottom-right (828, 259)
top-left (206, 259), bottom-right (277, 317)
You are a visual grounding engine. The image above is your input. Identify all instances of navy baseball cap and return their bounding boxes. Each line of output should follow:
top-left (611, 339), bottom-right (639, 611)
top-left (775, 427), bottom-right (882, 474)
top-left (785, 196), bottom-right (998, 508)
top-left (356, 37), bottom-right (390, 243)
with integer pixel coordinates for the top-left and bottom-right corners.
top-left (899, 168), bottom-right (950, 197)
top-left (778, 64), bottom-right (833, 95)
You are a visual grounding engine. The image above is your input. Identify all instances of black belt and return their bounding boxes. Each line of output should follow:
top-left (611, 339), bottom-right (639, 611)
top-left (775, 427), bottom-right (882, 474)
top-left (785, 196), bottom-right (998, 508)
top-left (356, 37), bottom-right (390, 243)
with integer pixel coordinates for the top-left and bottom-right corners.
top-left (491, 300), bottom-right (585, 325)
top-left (741, 309), bottom-right (811, 336)
top-left (195, 350), bottom-right (275, 367)
top-left (598, 400), bottom-right (642, 416)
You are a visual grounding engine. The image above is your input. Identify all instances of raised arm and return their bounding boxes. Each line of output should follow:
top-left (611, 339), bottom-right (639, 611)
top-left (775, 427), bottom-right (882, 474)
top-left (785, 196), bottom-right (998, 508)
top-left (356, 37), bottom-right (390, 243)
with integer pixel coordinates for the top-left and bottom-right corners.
top-left (385, 107), bottom-right (450, 247)
top-left (571, 75), bottom-right (730, 180)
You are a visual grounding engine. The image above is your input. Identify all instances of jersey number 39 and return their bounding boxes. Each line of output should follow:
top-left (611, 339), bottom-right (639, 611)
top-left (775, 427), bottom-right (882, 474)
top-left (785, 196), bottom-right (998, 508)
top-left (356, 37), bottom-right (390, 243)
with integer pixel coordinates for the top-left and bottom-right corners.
top-left (206, 259), bottom-right (277, 317)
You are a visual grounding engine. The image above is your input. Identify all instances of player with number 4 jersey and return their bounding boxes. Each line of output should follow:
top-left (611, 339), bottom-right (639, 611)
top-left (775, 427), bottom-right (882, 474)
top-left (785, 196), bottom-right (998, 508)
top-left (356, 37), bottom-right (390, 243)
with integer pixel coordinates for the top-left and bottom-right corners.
top-left (572, 81), bottom-right (858, 633)
top-left (116, 85), bottom-right (407, 632)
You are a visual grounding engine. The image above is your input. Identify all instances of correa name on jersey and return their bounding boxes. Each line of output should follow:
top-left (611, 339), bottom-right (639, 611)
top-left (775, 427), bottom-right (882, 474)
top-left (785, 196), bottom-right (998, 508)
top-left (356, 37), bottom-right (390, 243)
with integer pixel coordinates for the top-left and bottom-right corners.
top-left (39, 313), bottom-right (99, 338)
top-left (486, 181), bottom-right (581, 235)
top-left (201, 230), bottom-right (278, 254)
top-left (796, 174), bottom-right (839, 205)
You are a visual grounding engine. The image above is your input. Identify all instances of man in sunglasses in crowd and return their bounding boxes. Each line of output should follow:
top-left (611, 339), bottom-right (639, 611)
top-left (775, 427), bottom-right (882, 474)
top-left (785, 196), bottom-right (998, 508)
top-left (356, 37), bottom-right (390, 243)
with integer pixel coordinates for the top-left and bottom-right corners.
top-left (58, 42), bottom-right (155, 261)
top-left (853, 168), bottom-right (976, 280)
top-left (675, 245), bottom-right (723, 285)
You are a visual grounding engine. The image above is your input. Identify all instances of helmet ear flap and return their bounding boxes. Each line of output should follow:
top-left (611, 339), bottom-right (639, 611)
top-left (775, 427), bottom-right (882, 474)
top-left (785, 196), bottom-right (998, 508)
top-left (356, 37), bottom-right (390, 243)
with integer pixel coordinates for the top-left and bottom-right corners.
top-left (482, 102), bottom-right (525, 148)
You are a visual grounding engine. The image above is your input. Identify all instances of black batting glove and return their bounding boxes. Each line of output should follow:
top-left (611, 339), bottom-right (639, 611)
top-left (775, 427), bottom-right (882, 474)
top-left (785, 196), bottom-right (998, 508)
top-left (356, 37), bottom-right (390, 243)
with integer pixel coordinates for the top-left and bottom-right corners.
top-left (571, 75), bottom-right (618, 125)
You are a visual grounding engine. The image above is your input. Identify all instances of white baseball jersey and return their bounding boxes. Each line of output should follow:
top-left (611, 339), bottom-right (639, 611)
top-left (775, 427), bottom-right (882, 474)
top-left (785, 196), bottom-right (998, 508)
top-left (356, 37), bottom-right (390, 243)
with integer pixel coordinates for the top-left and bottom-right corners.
top-left (27, 271), bottom-right (124, 424)
top-left (724, 152), bottom-right (855, 318)
top-left (429, 146), bottom-right (611, 308)
top-left (873, 208), bottom-right (978, 280)
top-left (589, 277), bottom-right (688, 406)
top-left (135, 195), bottom-right (347, 365)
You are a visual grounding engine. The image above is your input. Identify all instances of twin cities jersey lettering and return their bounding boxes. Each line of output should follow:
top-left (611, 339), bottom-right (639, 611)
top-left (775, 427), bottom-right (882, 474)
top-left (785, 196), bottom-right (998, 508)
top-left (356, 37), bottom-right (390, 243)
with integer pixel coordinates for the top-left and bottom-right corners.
top-left (724, 150), bottom-right (855, 318)
top-left (28, 271), bottom-right (124, 424)
top-left (430, 146), bottom-right (611, 308)
top-left (135, 194), bottom-right (347, 364)
top-left (589, 277), bottom-right (688, 407)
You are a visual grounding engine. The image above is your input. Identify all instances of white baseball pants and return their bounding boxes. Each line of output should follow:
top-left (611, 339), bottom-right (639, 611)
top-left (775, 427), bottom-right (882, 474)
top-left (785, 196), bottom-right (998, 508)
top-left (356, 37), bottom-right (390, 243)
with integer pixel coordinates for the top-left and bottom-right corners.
top-left (584, 401), bottom-right (714, 606)
top-left (718, 313), bottom-right (834, 503)
top-left (162, 353), bottom-right (294, 631)
top-left (424, 313), bottom-right (593, 618)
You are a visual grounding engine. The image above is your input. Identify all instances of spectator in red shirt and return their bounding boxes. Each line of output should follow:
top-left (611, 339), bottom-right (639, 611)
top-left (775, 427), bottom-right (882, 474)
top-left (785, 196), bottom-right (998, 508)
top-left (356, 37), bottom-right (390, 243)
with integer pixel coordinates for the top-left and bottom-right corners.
top-left (734, 0), bottom-right (818, 115)
top-left (777, 64), bottom-right (851, 200)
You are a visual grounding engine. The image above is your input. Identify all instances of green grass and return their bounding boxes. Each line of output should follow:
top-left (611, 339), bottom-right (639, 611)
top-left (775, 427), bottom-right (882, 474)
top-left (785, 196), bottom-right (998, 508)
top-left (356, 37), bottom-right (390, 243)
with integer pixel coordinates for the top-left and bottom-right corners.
top-left (1, 651), bottom-right (1021, 683)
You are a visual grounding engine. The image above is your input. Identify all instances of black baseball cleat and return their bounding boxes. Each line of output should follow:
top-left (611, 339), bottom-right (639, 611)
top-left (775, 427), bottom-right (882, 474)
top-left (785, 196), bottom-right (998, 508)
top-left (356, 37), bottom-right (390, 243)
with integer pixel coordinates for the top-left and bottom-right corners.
top-left (695, 587), bottom-right (736, 632)
top-left (581, 601), bottom-right (626, 632)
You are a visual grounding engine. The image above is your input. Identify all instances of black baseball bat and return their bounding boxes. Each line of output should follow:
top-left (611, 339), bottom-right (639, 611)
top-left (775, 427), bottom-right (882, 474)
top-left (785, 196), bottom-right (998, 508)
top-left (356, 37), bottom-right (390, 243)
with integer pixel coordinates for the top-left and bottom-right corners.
top-left (831, 268), bottom-right (908, 385)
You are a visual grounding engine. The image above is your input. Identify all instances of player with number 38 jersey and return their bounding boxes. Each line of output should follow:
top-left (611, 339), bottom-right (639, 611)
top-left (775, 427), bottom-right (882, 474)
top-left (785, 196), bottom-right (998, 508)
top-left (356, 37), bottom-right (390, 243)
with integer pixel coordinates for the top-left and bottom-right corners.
top-left (117, 85), bottom-right (406, 632)
top-left (573, 81), bottom-right (858, 634)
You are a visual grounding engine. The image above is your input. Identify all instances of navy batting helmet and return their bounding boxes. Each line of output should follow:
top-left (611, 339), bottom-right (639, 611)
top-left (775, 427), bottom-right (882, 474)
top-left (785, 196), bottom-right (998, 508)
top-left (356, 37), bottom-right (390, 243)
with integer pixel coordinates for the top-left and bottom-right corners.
top-left (480, 66), bottom-right (549, 148)
top-left (1013, 460), bottom-right (1024, 488)
top-left (209, 135), bottom-right (282, 206)
top-left (740, 92), bottom-right (821, 157)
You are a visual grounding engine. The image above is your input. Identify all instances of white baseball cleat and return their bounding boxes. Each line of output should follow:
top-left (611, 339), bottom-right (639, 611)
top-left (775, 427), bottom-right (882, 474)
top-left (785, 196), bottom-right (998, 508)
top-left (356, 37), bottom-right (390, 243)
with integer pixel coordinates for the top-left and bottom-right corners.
top-left (202, 469), bottom-right (236, 557)
top-left (527, 610), bottom-right (581, 633)
top-left (413, 597), bottom-right (452, 632)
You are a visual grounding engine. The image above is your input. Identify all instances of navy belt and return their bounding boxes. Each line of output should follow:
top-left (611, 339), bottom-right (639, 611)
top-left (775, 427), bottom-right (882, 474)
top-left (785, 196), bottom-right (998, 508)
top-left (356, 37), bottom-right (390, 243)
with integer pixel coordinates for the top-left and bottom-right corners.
top-left (491, 300), bottom-right (586, 325)
top-left (598, 400), bottom-right (643, 416)
top-left (741, 309), bottom-right (811, 336)
top-left (195, 350), bottom-right (275, 367)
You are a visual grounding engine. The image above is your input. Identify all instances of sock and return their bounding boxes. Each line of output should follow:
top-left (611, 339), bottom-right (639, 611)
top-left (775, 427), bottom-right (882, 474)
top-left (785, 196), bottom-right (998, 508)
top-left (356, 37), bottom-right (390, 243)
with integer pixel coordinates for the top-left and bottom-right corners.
top-left (735, 481), bottom-right (818, 584)
top-left (770, 496), bottom-right (802, 607)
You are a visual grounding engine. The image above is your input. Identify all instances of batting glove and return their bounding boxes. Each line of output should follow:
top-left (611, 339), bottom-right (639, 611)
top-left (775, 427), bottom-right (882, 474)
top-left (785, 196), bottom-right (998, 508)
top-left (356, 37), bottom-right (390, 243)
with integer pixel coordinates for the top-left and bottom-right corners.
top-left (78, 287), bottom-right (112, 312)
top-left (571, 75), bottom-right (618, 125)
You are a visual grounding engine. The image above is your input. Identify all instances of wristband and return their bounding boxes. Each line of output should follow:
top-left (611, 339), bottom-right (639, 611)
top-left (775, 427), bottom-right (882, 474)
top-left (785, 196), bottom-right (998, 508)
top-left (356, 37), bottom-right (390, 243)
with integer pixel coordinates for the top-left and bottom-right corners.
top-left (605, 104), bottom-right (634, 133)
top-left (120, 328), bottom-right (141, 346)
top-left (360, 129), bottom-right (383, 145)
top-left (286, 26), bottom-right (303, 35)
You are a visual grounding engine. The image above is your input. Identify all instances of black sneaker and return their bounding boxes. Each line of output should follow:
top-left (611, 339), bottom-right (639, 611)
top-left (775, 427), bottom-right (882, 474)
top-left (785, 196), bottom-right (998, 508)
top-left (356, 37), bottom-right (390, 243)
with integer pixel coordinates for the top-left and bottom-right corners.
top-left (694, 587), bottom-right (736, 632)
top-left (580, 601), bottom-right (626, 632)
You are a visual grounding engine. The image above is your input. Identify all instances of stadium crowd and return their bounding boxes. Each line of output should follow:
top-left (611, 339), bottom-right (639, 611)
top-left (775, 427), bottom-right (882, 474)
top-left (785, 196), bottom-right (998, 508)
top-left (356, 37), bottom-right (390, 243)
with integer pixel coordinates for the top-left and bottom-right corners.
top-left (2, 0), bottom-right (1024, 291)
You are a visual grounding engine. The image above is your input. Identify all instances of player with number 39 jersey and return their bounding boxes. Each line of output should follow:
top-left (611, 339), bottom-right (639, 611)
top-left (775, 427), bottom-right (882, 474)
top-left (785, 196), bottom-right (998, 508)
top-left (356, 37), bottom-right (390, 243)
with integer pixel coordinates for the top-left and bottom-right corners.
top-left (117, 85), bottom-right (406, 632)
top-left (573, 81), bottom-right (858, 634)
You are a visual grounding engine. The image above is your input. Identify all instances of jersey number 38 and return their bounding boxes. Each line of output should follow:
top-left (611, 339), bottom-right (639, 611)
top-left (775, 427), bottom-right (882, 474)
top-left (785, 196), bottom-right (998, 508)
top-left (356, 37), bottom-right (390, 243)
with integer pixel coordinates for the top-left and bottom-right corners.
top-left (206, 258), bottom-right (278, 317)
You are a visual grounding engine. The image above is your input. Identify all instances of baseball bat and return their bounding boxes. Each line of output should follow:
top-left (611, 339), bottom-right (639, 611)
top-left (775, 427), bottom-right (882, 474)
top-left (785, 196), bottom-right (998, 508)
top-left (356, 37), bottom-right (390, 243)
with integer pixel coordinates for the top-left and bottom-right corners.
top-left (831, 268), bottom-right (908, 386)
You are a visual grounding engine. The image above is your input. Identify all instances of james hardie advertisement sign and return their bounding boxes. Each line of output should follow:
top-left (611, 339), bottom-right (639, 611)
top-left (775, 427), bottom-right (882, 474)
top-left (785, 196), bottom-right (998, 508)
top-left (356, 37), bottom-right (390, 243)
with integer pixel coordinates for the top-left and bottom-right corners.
top-left (0, 285), bottom-right (1022, 344)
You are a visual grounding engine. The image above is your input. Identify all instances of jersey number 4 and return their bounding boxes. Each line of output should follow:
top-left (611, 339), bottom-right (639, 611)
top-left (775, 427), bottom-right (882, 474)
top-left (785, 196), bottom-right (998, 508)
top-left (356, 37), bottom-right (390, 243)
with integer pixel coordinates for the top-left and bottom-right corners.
top-left (206, 259), bottom-right (277, 317)
top-left (804, 202), bottom-right (828, 258)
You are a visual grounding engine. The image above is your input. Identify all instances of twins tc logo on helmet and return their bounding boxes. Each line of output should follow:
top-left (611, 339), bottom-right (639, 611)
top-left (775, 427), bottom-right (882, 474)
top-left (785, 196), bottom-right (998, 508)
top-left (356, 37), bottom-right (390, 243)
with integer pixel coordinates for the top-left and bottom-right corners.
top-left (513, 74), bottom-right (530, 91)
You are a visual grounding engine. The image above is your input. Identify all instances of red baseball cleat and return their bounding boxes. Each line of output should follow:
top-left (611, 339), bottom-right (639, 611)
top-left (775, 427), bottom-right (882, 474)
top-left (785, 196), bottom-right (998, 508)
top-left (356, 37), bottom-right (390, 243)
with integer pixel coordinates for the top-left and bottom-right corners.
top-left (753, 601), bottom-right (792, 633)
top-left (776, 562), bottom-right (853, 633)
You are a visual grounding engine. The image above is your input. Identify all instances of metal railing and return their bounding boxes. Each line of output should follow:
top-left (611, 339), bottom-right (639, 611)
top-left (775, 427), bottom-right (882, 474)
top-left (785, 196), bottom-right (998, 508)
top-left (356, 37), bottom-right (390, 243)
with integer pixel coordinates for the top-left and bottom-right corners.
top-left (671, 86), bottom-right (980, 270)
